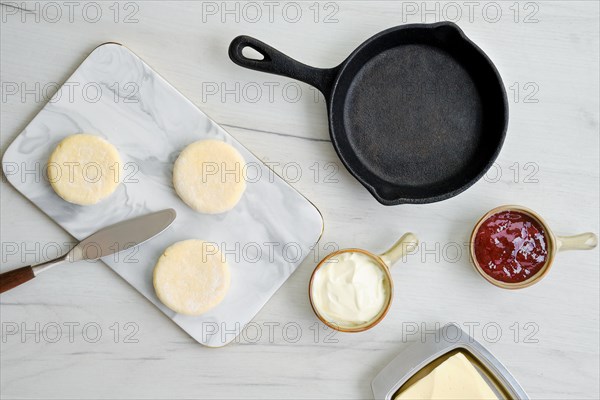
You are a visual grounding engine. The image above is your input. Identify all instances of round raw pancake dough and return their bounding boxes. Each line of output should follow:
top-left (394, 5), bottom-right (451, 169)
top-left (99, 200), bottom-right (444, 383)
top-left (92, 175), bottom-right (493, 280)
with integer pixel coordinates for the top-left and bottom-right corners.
top-left (173, 140), bottom-right (246, 214)
top-left (153, 240), bottom-right (231, 316)
top-left (47, 134), bottom-right (121, 205)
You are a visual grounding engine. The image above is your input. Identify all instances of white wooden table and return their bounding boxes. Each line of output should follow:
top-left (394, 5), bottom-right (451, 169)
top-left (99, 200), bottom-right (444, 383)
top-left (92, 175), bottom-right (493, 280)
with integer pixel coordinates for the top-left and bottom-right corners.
top-left (1, 1), bottom-right (598, 399)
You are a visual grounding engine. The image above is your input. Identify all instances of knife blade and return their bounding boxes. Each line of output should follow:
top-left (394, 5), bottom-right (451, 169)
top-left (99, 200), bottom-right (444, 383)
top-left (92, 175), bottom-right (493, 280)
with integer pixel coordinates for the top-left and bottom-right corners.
top-left (68, 208), bottom-right (177, 262)
top-left (0, 208), bottom-right (177, 294)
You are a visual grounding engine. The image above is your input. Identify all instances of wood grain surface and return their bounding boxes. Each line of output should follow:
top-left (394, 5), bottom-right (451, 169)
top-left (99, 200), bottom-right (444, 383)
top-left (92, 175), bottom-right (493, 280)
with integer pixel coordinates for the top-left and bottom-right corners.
top-left (1, 1), bottom-right (598, 399)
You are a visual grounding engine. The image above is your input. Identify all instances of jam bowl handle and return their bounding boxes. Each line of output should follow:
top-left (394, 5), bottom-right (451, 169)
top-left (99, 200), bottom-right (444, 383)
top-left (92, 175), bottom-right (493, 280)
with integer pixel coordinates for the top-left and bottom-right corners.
top-left (556, 232), bottom-right (598, 252)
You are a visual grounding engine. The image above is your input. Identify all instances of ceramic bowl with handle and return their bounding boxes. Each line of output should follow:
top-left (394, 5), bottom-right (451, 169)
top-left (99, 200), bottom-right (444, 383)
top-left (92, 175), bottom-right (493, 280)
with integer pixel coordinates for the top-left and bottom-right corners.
top-left (470, 205), bottom-right (598, 289)
top-left (309, 233), bottom-right (419, 332)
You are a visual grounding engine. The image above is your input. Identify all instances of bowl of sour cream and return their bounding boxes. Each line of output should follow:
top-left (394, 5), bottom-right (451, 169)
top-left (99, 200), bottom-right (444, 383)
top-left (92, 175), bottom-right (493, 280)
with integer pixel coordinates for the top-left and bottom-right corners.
top-left (309, 233), bottom-right (418, 332)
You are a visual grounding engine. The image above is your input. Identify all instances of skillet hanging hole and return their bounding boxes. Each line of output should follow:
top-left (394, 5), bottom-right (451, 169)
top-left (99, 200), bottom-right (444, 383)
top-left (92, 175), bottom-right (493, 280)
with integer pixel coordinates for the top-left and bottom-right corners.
top-left (241, 46), bottom-right (265, 61)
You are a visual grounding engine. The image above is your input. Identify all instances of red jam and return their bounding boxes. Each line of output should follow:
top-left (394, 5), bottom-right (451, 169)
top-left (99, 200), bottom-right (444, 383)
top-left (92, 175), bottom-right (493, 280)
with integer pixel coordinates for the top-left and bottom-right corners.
top-left (474, 211), bottom-right (548, 283)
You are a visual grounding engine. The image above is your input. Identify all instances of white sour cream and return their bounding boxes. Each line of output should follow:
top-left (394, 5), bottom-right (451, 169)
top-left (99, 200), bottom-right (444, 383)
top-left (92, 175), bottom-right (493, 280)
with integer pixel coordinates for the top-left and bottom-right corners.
top-left (311, 251), bottom-right (388, 327)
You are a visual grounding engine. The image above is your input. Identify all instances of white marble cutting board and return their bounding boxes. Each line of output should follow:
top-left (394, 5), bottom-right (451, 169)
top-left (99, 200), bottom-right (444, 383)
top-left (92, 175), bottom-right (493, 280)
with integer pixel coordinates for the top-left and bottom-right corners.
top-left (1, 42), bottom-right (323, 347)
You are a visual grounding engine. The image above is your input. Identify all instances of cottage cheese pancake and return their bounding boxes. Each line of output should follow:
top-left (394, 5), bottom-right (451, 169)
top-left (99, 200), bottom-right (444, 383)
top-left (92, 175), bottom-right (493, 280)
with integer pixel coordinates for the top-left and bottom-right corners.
top-left (173, 140), bottom-right (246, 214)
top-left (47, 134), bottom-right (121, 205)
top-left (153, 240), bottom-right (230, 316)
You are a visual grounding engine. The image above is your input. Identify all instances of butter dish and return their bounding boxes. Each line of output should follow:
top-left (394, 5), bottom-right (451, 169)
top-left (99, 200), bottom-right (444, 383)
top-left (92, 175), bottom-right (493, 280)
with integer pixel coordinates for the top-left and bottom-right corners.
top-left (371, 324), bottom-right (529, 400)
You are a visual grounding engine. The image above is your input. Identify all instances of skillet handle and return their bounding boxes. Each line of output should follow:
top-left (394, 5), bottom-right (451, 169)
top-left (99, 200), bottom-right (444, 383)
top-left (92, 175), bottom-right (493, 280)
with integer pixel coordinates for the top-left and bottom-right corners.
top-left (229, 35), bottom-right (337, 97)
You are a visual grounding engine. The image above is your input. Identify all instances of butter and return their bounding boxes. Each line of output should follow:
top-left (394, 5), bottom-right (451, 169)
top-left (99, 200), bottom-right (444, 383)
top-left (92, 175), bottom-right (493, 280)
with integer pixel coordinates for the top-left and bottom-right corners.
top-left (395, 353), bottom-right (499, 400)
top-left (311, 252), bottom-right (387, 327)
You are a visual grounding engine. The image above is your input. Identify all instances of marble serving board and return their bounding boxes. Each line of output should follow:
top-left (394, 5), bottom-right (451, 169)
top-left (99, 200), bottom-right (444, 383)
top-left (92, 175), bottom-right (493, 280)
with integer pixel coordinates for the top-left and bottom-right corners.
top-left (2, 43), bottom-right (323, 347)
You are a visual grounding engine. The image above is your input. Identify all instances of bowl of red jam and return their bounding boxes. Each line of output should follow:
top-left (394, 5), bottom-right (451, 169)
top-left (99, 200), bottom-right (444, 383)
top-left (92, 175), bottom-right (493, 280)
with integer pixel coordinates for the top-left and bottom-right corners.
top-left (470, 205), bottom-right (597, 289)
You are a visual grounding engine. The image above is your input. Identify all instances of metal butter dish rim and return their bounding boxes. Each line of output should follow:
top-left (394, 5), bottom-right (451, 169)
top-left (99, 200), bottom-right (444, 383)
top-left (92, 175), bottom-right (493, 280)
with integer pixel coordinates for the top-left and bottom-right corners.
top-left (371, 323), bottom-right (529, 400)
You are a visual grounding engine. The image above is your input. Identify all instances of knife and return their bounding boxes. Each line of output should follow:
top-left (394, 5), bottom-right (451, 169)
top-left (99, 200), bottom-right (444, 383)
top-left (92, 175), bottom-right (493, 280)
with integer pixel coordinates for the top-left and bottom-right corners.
top-left (0, 208), bottom-right (176, 294)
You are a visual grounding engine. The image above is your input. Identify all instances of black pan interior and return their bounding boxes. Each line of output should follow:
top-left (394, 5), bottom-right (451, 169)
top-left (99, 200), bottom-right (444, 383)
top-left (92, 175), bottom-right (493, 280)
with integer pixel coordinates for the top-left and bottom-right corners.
top-left (329, 25), bottom-right (507, 204)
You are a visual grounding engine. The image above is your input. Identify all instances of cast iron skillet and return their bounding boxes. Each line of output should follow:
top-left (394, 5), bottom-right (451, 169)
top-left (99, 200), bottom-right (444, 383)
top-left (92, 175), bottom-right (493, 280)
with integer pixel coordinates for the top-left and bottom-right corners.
top-left (229, 22), bottom-right (508, 205)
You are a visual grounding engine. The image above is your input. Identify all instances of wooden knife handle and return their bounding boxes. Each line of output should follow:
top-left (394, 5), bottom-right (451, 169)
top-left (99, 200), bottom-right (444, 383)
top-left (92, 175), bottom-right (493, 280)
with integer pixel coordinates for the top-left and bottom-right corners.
top-left (0, 266), bottom-right (35, 294)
